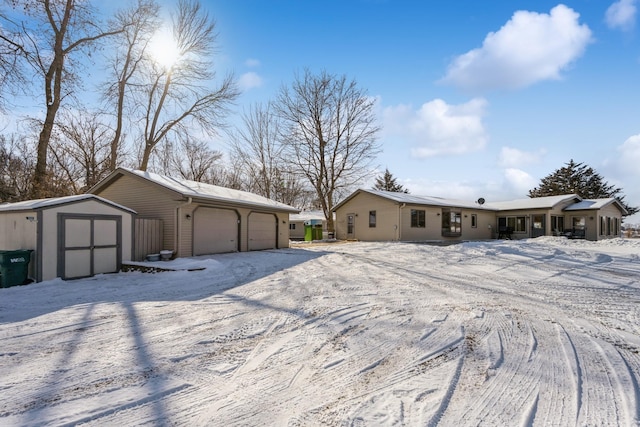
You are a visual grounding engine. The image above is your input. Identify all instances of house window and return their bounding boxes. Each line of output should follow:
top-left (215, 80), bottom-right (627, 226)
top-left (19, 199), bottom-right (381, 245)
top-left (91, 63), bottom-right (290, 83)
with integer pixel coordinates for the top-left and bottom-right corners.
top-left (498, 216), bottom-right (526, 234)
top-left (369, 210), bottom-right (376, 228)
top-left (508, 216), bottom-right (527, 232)
top-left (289, 223), bottom-right (296, 230)
top-left (614, 217), bottom-right (619, 236)
top-left (442, 209), bottom-right (462, 237)
top-left (600, 216), bottom-right (606, 235)
top-left (411, 209), bottom-right (425, 228)
top-left (471, 214), bottom-right (477, 228)
top-left (608, 217), bottom-right (613, 235)
top-left (551, 216), bottom-right (564, 234)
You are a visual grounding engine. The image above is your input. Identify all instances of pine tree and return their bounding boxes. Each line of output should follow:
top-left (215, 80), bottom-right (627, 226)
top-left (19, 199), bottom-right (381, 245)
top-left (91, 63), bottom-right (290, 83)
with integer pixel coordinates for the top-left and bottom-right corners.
top-left (373, 168), bottom-right (409, 193)
top-left (529, 159), bottom-right (638, 215)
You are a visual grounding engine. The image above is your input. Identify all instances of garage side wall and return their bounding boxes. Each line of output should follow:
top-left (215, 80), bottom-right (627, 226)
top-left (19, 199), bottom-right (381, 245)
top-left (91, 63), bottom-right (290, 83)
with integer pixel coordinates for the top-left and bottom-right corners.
top-left (93, 176), bottom-right (178, 254)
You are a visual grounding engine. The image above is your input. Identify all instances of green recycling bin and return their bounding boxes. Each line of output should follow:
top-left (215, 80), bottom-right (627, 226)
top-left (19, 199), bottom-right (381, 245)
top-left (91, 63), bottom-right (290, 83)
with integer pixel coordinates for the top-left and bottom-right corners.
top-left (304, 221), bottom-right (313, 241)
top-left (304, 220), bottom-right (323, 241)
top-left (0, 250), bottom-right (33, 288)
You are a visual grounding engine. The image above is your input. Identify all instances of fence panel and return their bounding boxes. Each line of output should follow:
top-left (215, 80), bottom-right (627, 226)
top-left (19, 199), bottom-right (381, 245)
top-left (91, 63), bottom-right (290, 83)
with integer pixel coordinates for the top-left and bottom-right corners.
top-left (134, 218), bottom-right (163, 261)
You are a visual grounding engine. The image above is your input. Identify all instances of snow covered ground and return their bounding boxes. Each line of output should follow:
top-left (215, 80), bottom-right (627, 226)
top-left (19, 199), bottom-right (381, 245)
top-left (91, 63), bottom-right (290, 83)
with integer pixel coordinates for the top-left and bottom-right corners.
top-left (1, 237), bottom-right (639, 426)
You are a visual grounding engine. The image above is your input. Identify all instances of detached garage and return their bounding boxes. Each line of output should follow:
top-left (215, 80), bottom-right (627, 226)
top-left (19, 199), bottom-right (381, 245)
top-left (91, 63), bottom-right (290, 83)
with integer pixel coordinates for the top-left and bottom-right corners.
top-left (89, 168), bottom-right (299, 259)
top-left (0, 195), bottom-right (135, 282)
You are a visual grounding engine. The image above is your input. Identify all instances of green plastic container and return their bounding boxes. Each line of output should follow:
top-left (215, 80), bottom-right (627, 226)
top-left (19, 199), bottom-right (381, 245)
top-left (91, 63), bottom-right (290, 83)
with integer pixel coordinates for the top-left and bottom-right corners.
top-left (0, 250), bottom-right (33, 288)
top-left (304, 220), bottom-right (324, 241)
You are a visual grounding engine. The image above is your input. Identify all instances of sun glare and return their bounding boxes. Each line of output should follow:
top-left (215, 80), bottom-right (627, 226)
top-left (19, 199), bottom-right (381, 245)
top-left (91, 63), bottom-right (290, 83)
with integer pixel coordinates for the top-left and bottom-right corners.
top-left (149, 29), bottom-right (181, 69)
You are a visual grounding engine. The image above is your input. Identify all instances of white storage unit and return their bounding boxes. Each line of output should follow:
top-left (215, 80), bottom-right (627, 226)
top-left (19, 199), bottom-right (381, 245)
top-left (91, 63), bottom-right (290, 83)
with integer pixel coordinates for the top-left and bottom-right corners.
top-left (0, 195), bottom-right (135, 282)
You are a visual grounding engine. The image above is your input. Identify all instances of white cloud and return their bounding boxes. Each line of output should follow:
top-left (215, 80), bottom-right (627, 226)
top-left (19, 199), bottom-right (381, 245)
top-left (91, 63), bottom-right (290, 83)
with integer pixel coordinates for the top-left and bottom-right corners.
top-left (440, 5), bottom-right (592, 92)
top-left (616, 133), bottom-right (640, 174)
top-left (383, 98), bottom-right (489, 158)
top-left (498, 146), bottom-right (547, 168)
top-left (606, 0), bottom-right (637, 31)
top-left (503, 168), bottom-right (538, 195)
top-left (245, 58), bottom-right (261, 67)
top-left (238, 71), bottom-right (263, 91)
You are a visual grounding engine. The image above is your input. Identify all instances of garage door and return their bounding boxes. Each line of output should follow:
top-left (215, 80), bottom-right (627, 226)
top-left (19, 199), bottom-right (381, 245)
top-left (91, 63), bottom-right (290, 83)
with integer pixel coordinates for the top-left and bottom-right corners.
top-left (193, 207), bottom-right (239, 255)
top-left (248, 212), bottom-right (277, 251)
top-left (59, 215), bottom-right (121, 280)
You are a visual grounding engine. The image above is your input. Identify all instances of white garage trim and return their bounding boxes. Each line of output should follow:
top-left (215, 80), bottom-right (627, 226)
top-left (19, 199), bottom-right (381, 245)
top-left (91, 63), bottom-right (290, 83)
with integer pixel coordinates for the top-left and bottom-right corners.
top-left (192, 207), bottom-right (240, 255)
top-left (57, 213), bottom-right (122, 280)
top-left (248, 212), bottom-right (278, 251)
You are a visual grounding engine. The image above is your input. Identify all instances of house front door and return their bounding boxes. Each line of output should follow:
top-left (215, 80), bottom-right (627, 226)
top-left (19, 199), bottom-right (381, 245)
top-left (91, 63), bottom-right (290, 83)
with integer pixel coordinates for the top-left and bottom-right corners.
top-left (346, 214), bottom-right (355, 239)
top-left (531, 214), bottom-right (545, 238)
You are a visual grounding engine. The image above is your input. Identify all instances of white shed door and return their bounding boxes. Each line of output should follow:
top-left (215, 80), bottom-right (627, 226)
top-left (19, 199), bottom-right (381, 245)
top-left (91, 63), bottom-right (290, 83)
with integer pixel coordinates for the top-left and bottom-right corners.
top-left (60, 215), bottom-right (121, 280)
top-left (248, 213), bottom-right (277, 251)
top-left (193, 208), bottom-right (238, 255)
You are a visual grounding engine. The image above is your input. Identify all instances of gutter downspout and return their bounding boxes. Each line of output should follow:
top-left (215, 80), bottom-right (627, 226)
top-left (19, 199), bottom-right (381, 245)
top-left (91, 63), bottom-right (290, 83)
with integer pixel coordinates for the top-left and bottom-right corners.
top-left (176, 197), bottom-right (193, 256)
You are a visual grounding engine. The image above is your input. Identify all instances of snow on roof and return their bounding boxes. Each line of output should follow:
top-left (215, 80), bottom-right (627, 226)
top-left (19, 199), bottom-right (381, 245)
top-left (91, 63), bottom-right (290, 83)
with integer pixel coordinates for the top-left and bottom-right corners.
top-left (344, 189), bottom-right (498, 211)
top-left (333, 190), bottom-right (610, 213)
top-left (290, 210), bottom-right (327, 221)
top-left (126, 169), bottom-right (299, 213)
top-left (0, 194), bottom-right (136, 213)
top-left (485, 194), bottom-right (580, 210)
top-left (563, 198), bottom-right (621, 211)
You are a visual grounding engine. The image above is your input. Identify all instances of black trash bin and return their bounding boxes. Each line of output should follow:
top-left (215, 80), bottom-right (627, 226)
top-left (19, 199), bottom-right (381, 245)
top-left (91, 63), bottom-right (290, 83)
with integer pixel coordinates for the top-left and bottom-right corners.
top-left (0, 250), bottom-right (33, 288)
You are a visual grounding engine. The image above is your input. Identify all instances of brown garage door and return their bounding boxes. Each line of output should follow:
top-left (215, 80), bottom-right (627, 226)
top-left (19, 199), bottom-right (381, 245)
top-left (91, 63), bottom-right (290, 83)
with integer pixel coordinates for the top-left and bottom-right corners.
top-left (193, 207), bottom-right (239, 255)
top-left (59, 215), bottom-right (121, 280)
top-left (248, 212), bottom-right (277, 251)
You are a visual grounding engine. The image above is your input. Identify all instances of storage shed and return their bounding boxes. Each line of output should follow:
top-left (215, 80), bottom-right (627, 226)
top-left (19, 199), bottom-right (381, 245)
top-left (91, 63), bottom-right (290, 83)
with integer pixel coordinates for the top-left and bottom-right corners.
top-left (0, 194), bottom-right (135, 282)
top-left (89, 168), bottom-right (300, 259)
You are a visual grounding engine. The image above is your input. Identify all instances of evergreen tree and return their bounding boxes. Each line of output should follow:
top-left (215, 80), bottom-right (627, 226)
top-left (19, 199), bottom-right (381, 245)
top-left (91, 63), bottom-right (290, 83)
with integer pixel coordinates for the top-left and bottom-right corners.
top-left (529, 159), bottom-right (638, 215)
top-left (373, 168), bottom-right (409, 193)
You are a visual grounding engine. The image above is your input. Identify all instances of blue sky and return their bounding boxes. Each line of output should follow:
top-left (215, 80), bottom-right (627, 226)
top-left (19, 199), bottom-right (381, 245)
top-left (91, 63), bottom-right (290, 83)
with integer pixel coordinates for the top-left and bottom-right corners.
top-left (5, 1), bottom-right (640, 223)
top-left (201, 0), bottom-right (640, 223)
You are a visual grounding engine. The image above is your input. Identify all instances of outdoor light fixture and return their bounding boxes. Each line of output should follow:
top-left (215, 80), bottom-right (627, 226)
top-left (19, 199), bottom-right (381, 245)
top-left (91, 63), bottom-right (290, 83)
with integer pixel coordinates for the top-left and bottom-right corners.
top-left (185, 214), bottom-right (192, 220)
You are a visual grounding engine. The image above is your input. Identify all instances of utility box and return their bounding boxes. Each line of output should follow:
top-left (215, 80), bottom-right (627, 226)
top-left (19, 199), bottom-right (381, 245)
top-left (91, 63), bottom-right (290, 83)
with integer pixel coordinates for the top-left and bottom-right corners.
top-left (0, 250), bottom-right (33, 288)
top-left (304, 219), bottom-right (323, 241)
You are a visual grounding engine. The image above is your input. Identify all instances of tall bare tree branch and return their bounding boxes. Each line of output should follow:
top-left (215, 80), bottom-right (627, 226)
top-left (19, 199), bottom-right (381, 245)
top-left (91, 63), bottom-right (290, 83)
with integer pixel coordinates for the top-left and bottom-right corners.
top-left (276, 69), bottom-right (381, 231)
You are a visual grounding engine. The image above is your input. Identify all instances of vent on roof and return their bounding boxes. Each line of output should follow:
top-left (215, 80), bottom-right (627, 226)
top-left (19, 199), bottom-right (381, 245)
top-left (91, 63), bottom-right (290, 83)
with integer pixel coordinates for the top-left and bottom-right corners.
top-left (477, 197), bottom-right (485, 205)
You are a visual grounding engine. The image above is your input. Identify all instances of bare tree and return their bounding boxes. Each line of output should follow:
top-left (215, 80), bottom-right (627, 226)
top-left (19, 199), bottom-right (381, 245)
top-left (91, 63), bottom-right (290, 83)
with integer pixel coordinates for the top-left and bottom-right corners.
top-left (0, 0), bottom-right (128, 198)
top-left (149, 135), bottom-right (223, 182)
top-left (0, 11), bottom-right (25, 111)
top-left (136, 0), bottom-right (238, 171)
top-left (103, 0), bottom-right (160, 172)
top-left (275, 69), bottom-right (381, 231)
top-left (49, 110), bottom-right (113, 192)
top-left (0, 134), bottom-right (34, 201)
top-left (230, 103), bottom-right (309, 206)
